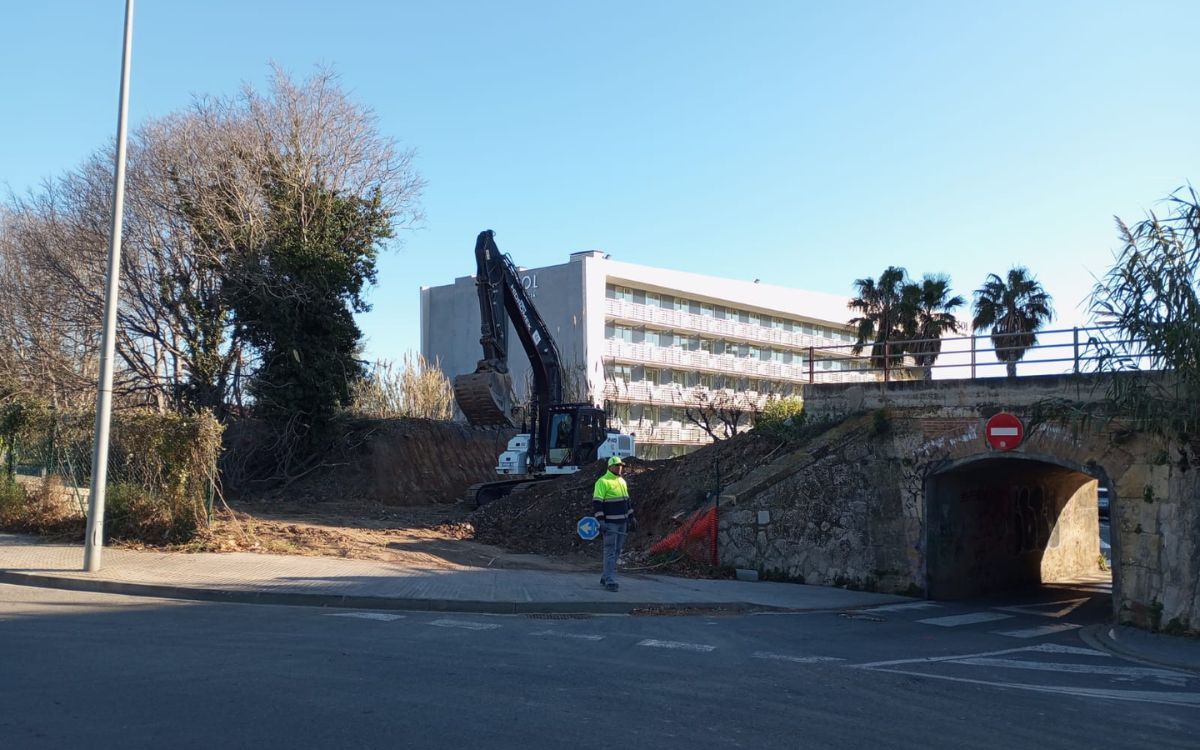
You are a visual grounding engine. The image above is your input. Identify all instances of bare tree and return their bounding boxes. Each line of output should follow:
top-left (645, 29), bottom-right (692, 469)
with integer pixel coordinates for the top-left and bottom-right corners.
top-left (1, 66), bottom-right (424, 417)
top-left (676, 386), bottom-right (761, 441)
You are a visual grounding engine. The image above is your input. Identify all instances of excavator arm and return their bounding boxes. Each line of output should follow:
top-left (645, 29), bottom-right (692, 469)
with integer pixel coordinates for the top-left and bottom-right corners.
top-left (453, 231), bottom-right (564, 455)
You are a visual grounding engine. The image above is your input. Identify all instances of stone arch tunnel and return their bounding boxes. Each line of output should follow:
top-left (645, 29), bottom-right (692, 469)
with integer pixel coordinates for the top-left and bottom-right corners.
top-left (924, 453), bottom-right (1107, 599)
top-left (718, 374), bottom-right (1200, 634)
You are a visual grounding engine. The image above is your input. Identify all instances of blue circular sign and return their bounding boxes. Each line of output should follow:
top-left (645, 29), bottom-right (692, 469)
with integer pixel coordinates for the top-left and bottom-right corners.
top-left (577, 516), bottom-right (600, 540)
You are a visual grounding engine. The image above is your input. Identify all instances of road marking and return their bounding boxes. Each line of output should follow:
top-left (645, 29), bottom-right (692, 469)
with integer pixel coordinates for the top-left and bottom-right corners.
top-left (637, 639), bottom-right (716, 653)
top-left (429, 619), bottom-right (500, 631)
top-left (918, 612), bottom-right (1013, 627)
top-left (753, 651), bottom-right (844, 664)
top-left (864, 667), bottom-right (1200, 707)
top-left (850, 642), bottom-right (1107, 670)
top-left (326, 612), bottom-right (406, 622)
top-left (993, 597), bottom-right (1090, 619)
top-left (994, 623), bottom-right (1082, 639)
top-left (529, 630), bottom-right (604, 641)
top-left (861, 602), bottom-right (941, 614)
top-left (950, 657), bottom-right (1190, 687)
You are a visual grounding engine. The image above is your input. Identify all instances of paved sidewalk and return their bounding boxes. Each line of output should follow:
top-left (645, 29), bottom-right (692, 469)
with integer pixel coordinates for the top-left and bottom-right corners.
top-left (0, 534), bottom-right (908, 614)
top-left (1082, 624), bottom-right (1200, 674)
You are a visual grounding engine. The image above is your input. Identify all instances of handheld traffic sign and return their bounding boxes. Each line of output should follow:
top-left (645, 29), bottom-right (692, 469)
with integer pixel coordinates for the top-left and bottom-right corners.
top-left (985, 412), bottom-right (1023, 451)
top-left (577, 516), bottom-right (600, 540)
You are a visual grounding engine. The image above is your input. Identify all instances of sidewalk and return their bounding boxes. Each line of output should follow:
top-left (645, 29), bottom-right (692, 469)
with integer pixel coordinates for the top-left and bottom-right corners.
top-left (0, 534), bottom-right (908, 615)
top-left (1082, 624), bottom-right (1200, 674)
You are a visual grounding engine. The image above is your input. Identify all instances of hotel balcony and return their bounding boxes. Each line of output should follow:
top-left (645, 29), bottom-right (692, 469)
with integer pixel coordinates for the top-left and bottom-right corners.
top-left (606, 419), bottom-right (713, 446)
top-left (601, 380), bottom-right (772, 409)
top-left (601, 339), bottom-right (874, 383)
top-left (604, 298), bottom-right (853, 351)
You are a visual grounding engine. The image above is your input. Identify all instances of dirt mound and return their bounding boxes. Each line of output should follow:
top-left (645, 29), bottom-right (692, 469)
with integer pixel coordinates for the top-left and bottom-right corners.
top-left (224, 417), bottom-right (515, 505)
top-left (469, 431), bottom-right (788, 559)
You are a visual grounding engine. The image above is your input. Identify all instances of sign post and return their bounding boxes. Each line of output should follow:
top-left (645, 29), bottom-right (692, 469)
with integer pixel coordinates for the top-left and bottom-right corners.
top-left (985, 412), bottom-right (1023, 451)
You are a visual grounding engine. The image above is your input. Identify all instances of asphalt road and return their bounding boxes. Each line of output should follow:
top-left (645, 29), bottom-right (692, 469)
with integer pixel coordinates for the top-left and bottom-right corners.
top-left (0, 578), bottom-right (1195, 750)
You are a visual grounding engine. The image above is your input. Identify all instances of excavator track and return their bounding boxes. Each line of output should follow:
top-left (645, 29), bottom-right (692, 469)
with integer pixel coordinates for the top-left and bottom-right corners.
top-left (463, 475), bottom-right (559, 509)
top-left (453, 371), bottom-right (518, 427)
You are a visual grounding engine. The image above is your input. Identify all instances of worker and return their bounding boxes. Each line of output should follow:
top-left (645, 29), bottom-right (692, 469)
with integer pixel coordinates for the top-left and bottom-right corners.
top-left (593, 455), bottom-right (635, 592)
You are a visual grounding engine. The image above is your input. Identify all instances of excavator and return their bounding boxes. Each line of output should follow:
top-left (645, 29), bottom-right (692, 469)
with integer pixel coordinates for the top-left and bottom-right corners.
top-left (453, 230), bottom-right (635, 505)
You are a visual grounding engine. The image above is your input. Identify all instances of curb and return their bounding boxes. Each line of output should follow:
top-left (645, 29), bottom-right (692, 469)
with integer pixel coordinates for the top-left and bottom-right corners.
top-left (1079, 624), bottom-right (1200, 676)
top-left (0, 569), bottom-right (788, 616)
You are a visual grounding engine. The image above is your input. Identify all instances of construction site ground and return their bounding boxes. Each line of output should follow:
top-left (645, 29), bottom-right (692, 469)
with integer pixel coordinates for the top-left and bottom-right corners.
top-left (182, 426), bottom-right (800, 578)
top-left (186, 499), bottom-right (591, 573)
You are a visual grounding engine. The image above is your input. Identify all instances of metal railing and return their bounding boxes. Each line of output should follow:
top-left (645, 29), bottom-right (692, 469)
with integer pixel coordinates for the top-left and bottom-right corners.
top-left (802, 324), bottom-right (1151, 384)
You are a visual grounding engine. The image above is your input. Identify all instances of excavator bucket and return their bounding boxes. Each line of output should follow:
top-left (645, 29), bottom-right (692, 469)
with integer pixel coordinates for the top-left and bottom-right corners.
top-left (453, 369), bottom-right (520, 427)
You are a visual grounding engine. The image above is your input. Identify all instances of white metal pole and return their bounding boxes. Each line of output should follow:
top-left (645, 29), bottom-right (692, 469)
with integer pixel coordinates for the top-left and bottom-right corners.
top-left (84, 0), bottom-right (135, 572)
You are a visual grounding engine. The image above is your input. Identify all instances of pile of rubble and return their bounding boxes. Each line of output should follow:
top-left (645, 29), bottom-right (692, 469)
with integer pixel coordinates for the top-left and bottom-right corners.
top-left (469, 431), bottom-right (787, 559)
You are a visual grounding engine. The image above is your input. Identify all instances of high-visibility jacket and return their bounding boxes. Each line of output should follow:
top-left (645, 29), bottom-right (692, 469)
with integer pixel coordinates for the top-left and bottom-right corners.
top-left (592, 470), bottom-right (631, 521)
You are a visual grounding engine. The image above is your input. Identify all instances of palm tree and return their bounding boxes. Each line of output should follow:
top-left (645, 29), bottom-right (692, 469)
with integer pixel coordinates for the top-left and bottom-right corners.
top-left (902, 275), bottom-right (964, 381)
top-left (848, 266), bottom-right (909, 370)
top-left (972, 267), bottom-right (1055, 378)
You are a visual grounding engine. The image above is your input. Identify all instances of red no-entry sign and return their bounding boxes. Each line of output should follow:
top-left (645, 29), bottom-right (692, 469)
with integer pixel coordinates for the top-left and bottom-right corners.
top-left (985, 412), bottom-right (1023, 451)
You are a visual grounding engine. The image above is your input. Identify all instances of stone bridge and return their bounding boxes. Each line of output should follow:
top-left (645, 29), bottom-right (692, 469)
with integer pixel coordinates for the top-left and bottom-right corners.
top-left (716, 373), bottom-right (1199, 635)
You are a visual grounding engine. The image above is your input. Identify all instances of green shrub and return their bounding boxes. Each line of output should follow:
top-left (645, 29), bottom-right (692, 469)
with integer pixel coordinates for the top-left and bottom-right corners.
top-left (0, 477), bottom-right (27, 524)
top-left (105, 481), bottom-right (202, 544)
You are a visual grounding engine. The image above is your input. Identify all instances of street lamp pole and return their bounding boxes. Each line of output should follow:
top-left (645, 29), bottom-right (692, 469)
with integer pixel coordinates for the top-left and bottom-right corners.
top-left (83, 0), bottom-right (135, 572)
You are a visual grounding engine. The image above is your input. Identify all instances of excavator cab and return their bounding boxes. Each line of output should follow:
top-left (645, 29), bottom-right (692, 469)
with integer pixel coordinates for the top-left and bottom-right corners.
top-left (544, 405), bottom-right (606, 469)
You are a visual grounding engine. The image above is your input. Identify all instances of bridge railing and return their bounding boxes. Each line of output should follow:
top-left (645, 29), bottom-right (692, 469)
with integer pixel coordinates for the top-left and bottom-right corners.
top-left (804, 325), bottom-right (1152, 384)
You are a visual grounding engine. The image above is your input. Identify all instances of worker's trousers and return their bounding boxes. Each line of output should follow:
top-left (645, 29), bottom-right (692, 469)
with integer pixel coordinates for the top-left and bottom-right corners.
top-left (601, 520), bottom-right (628, 585)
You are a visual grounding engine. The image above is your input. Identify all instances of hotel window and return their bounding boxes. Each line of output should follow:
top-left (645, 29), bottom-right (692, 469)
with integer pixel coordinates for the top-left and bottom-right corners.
top-left (644, 367), bottom-right (660, 385)
top-left (714, 306), bottom-right (728, 320)
top-left (737, 310), bottom-right (750, 324)
top-left (687, 300), bottom-right (701, 315)
top-left (633, 289), bottom-right (646, 305)
top-left (699, 373), bottom-right (714, 388)
top-left (644, 292), bottom-right (660, 308)
top-left (801, 323), bottom-right (814, 335)
top-left (748, 312), bottom-right (761, 327)
top-left (607, 284), bottom-right (634, 303)
top-left (700, 303), bottom-right (715, 317)
top-left (698, 338), bottom-right (712, 353)
top-left (672, 370), bottom-right (687, 387)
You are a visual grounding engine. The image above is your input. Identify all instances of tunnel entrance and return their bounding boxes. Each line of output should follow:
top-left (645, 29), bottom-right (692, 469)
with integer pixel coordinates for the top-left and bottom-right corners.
top-left (925, 455), bottom-right (1107, 599)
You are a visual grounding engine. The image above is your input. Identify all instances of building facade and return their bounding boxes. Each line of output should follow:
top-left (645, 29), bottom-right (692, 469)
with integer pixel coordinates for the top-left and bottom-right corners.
top-left (421, 250), bottom-right (871, 459)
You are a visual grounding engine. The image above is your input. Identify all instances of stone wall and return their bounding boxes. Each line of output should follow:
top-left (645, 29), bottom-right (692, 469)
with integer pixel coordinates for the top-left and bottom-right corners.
top-left (720, 374), bottom-right (1200, 635)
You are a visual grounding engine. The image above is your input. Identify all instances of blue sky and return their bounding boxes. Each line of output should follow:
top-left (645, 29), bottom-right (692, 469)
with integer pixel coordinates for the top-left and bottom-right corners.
top-left (3, 1), bottom-right (1197, 361)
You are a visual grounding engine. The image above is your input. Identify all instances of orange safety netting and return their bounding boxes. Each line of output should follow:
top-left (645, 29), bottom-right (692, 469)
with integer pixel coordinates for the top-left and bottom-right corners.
top-left (648, 505), bottom-right (719, 566)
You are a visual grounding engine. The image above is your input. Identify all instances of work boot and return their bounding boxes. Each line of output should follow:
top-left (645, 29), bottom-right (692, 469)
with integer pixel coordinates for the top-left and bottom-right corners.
top-left (605, 582), bottom-right (619, 592)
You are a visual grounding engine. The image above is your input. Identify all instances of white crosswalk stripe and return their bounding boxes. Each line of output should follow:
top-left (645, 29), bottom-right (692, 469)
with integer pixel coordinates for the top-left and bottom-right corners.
top-left (994, 623), bottom-right (1081, 639)
top-left (429, 618), bottom-right (500, 631)
top-left (326, 612), bottom-right (406, 622)
top-left (529, 630), bottom-right (604, 641)
top-left (637, 639), bottom-right (715, 652)
top-left (753, 651), bottom-right (844, 664)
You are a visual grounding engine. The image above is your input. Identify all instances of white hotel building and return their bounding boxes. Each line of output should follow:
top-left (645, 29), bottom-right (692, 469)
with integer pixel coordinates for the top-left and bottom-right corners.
top-left (421, 250), bottom-right (871, 459)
